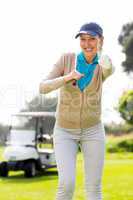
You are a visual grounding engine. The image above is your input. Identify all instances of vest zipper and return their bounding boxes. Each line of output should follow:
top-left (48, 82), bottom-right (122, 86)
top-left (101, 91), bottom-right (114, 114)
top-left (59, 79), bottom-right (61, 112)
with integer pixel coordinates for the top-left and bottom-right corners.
top-left (80, 91), bottom-right (84, 129)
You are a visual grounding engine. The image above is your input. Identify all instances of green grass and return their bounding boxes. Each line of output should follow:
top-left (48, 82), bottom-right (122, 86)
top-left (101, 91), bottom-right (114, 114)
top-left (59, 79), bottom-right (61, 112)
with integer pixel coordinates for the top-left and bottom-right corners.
top-left (0, 148), bottom-right (133, 200)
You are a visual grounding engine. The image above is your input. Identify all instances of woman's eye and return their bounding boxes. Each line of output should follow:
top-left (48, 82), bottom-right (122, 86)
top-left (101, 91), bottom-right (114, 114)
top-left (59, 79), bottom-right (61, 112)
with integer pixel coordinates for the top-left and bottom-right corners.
top-left (91, 37), bottom-right (96, 40)
top-left (81, 38), bottom-right (86, 41)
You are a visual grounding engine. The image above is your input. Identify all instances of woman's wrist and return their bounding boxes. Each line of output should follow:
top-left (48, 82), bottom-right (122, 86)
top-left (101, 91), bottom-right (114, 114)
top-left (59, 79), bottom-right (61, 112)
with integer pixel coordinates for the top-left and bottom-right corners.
top-left (64, 74), bottom-right (73, 83)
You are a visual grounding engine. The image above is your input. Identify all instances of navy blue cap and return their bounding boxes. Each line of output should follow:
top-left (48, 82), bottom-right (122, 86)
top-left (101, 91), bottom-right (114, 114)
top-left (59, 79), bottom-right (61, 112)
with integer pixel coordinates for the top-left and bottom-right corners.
top-left (75, 22), bottom-right (103, 38)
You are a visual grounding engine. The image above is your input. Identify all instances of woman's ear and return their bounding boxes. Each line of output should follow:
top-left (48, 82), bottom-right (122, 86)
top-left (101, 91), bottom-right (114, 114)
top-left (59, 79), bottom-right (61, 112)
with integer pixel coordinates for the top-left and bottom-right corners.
top-left (100, 36), bottom-right (104, 47)
top-left (97, 36), bottom-right (104, 51)
top-left (97, 36), bottom-right (104, 57)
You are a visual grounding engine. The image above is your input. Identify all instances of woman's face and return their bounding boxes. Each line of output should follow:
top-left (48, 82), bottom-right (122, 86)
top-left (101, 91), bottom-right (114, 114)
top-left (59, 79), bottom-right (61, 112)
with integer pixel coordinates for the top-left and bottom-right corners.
top-left (79, 34), bottom-right (103, 62)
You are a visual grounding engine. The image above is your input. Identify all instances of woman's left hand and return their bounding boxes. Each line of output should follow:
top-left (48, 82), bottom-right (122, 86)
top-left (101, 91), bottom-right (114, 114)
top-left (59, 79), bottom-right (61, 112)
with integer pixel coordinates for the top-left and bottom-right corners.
top-left (99, 55), bottom-right (112, 69)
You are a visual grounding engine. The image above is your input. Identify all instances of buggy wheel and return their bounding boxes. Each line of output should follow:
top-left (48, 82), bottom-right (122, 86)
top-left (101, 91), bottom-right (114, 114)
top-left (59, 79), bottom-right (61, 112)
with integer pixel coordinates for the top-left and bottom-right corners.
top-left (0, 162), bottom-right (8, 177)
top-left (24, 161), bottom-right (36, 178)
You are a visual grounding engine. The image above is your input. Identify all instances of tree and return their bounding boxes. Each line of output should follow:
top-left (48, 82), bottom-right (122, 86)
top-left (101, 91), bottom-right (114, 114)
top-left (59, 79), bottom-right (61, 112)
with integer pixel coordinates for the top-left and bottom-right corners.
top-left (118, 90), bottom-right (133, 124)
top-left (0, 124), bottom-right (9, 145)
top-left (21, 95), bottom-right (58, 112)
top-left (20, 95), bottom-right (57, 134)
top-left (118, 22), bottom-right (133, 73)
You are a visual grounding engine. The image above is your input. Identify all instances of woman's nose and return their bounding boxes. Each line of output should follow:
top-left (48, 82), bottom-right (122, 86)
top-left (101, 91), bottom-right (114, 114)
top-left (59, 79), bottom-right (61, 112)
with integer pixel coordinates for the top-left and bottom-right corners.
top-left (84, 41), bottom-right (91, 47)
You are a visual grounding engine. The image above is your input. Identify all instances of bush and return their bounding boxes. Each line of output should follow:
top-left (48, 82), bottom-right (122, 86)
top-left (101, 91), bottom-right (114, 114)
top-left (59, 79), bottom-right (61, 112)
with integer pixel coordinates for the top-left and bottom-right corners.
top-left (117, 139), bottom-right (133, 152)
top-left (106, 138), bottom-right (133, 153)
top-left (106, 143), bottom-right (119, 153)
top-left (104, 123), bottom-right (133, 135)
top-left (118, 90), bottom-right (133, 124)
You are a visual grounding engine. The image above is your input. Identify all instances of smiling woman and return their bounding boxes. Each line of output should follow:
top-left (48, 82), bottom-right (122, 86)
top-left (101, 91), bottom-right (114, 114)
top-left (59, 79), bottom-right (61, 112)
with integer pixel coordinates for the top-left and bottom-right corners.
top-left (39, 22), bottom-right (114, 200)
top-left (76, 23), bottom-right (104, 63)
top-left (79, 34), bottom-right (103, 63)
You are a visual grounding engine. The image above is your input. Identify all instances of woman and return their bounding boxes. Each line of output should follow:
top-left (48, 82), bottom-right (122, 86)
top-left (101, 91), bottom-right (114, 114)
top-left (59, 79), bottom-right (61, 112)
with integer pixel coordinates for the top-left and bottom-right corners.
top-left (40, 22), bottom-right (114, 200)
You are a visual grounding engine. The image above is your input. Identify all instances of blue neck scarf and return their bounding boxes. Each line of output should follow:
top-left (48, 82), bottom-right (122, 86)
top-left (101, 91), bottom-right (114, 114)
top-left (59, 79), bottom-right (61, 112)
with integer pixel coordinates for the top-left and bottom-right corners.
top-left (76, 52), bottom-right (99, 92)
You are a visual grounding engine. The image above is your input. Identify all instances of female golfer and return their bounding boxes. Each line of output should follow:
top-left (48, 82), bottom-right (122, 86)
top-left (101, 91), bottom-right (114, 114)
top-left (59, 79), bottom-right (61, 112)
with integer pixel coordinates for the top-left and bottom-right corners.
top-left (40, 22), bottom-right (114, 200)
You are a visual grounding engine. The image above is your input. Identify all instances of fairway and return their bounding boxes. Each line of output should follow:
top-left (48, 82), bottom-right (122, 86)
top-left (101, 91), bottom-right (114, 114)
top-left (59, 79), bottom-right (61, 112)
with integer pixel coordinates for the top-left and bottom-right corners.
top-left (0, 152), bottom-right (133, 200)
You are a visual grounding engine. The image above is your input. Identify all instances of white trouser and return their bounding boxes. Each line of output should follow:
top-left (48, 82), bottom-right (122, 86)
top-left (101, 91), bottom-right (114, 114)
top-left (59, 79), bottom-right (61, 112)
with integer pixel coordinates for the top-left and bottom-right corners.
top-left (53, 123), bottom-right (106, 200)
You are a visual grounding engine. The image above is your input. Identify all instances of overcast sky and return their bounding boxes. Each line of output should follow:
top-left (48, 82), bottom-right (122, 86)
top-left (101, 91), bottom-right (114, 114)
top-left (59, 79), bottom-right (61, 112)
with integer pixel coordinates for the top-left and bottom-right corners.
top-left (0, 0), bottom-right (133, 125)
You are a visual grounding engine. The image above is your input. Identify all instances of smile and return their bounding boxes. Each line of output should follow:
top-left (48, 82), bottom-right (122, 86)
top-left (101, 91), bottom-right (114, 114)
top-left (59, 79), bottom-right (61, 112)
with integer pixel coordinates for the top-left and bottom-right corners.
top-left (84, 48), bottom-right (93, 52)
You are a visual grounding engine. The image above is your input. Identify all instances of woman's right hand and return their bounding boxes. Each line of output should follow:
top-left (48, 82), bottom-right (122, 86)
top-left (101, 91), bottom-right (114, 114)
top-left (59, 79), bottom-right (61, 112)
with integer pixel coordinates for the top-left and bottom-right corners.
top-left (64, 69), bottom-right (84, 83)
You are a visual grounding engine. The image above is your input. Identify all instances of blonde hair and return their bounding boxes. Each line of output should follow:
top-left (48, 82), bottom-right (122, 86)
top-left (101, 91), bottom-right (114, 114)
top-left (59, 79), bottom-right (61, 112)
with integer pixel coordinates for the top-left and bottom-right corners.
top-left (97, 37), bottom-right (104, 57)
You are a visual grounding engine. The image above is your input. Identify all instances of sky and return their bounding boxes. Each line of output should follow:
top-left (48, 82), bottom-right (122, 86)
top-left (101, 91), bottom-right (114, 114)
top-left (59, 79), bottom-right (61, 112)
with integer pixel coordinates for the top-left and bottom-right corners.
top-left (0, 0), bottom-right (133, 125)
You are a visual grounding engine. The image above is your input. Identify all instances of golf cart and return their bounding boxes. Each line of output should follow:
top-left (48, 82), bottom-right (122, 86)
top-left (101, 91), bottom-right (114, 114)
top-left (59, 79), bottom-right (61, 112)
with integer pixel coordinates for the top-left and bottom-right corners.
top-left (0, 112), bottom-right (56, 178)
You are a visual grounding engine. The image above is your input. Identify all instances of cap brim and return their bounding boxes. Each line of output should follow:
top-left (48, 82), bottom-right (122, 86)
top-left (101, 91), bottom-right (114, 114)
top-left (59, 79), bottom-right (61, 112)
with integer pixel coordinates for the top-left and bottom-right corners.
top-left (75, 30), bottom-right (97, 39)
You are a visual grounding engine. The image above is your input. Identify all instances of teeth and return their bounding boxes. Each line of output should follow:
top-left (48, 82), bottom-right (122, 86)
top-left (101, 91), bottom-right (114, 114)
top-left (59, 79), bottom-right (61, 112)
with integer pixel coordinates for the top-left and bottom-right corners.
top-left (85, 48), bottom-right (92, 52)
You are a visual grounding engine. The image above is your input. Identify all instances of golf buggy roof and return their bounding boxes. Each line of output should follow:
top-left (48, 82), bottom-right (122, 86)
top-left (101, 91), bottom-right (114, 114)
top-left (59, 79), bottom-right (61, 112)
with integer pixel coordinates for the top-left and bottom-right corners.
top-left (11, 112), bottom-right (55, 118)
